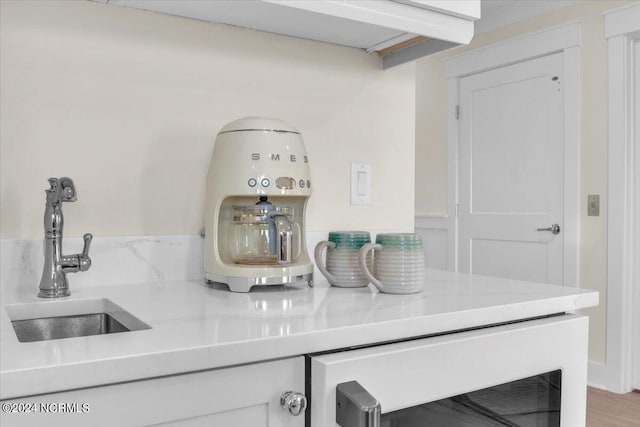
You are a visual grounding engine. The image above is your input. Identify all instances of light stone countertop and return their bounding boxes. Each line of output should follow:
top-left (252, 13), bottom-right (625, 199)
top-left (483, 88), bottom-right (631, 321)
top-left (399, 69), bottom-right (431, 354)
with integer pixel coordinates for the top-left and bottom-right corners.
top-left (0, 269), bottom-right (598, 400)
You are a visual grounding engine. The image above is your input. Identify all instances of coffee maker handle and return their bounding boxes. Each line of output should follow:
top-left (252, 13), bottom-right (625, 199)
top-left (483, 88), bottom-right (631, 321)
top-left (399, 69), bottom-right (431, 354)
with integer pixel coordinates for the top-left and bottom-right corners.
top-left (268, 212), bottom-right (293, 264)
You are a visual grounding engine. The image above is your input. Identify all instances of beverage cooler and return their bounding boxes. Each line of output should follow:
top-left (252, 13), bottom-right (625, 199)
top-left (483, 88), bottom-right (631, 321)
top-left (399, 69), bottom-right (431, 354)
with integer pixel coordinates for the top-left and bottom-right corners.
top-left (309, 314), bottom-right (588, 427)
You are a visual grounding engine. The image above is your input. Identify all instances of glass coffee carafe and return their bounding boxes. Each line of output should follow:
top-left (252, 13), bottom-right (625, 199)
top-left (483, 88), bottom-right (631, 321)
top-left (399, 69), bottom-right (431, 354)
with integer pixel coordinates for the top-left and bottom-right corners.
top-left (228, 198), bottom-right (301, 265)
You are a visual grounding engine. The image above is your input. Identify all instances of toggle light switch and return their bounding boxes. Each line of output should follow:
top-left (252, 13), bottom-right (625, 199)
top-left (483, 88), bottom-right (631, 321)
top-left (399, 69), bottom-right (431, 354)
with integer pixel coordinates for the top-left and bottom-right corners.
top-left (351, 163), bottom-right (371, 205)
top-left (357, 171), bottom-right (368, 196)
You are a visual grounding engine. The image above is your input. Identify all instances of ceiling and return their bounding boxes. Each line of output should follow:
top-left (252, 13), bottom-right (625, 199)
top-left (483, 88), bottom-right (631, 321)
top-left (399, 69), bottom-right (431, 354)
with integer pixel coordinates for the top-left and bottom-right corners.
top-left (477, 0), bottom-right (583, 34)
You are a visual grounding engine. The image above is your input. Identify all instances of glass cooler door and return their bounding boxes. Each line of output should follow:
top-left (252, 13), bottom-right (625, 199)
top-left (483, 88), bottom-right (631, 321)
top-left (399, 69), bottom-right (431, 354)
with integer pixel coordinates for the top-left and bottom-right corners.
top-left (379, 370), bottom-right (561, 427)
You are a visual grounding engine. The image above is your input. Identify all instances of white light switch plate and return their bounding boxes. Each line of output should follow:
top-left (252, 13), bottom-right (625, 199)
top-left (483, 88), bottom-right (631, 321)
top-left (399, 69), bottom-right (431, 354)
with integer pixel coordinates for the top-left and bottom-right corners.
top-left (351, 162), bottom-right (371, 205)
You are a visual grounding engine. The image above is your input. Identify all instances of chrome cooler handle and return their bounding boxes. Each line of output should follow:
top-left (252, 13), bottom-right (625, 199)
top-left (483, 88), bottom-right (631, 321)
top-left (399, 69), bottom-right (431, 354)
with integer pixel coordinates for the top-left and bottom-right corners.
top-left (336, 381), bottom-right (381, 427)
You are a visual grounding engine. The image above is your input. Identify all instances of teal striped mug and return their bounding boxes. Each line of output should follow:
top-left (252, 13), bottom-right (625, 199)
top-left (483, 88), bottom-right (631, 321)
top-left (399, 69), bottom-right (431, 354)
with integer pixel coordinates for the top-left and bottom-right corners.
top-left (314, 231), bottom-right (372, 287)
top-left (358, 233), bottom-right (425, 294)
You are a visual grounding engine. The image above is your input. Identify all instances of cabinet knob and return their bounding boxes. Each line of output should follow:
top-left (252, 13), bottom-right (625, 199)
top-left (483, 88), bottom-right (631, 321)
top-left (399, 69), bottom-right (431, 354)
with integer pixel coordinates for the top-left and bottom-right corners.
top-left (280, 390), bottom-right (307, 416)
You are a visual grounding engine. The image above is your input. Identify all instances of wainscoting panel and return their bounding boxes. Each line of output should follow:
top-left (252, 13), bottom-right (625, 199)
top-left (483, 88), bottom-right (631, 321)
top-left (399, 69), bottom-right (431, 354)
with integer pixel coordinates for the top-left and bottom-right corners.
top-left (415, 215), bottom-right (451, 271)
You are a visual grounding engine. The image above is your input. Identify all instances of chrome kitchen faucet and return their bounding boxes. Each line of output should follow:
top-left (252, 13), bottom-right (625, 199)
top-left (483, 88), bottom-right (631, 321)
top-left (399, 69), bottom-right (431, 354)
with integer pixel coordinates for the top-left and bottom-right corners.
top-left (38, 177), bottom-right (92, 298)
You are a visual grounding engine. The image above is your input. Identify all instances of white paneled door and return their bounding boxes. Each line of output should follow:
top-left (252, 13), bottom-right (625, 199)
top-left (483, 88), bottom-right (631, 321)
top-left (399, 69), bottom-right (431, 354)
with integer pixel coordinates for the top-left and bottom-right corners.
top-left (458, 53), bottom-right (564, 284)
top-left (634, 38), bottom-right (640, 391)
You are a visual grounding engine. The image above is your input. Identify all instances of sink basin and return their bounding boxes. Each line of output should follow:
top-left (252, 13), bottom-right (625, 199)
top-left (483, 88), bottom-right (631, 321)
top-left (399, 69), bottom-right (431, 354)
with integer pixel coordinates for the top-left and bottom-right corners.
top-left (12, 313), bottom-right (130, 342)
top-left (5, 298), bottom-right (150, 343)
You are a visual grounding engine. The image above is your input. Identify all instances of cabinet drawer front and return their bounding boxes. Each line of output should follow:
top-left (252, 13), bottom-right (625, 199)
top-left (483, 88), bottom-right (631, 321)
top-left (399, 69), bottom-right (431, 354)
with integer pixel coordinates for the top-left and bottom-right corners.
top-left (311, 315), bottom-right (588, 427)
top-left (1, 357), bottom-right (305, 427)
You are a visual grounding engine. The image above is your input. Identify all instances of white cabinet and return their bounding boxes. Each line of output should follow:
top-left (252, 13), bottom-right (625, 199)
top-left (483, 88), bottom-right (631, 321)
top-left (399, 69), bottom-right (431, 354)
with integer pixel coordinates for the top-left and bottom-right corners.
top-left (101, 0), bottom-right (480, 68)
top-left (0, 357), bottom-right (305, 427)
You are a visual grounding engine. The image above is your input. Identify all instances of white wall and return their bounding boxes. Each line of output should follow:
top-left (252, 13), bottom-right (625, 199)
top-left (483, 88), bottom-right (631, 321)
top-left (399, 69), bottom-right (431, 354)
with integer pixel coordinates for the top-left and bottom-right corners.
top-left (0, 0), bottom-right (415, 240)
top-left (415, 0), bottom-right (635, 364)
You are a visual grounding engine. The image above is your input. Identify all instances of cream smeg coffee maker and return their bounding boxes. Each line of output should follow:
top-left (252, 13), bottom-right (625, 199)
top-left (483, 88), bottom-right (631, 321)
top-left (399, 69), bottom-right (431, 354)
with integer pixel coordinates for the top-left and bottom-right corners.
top-left (205, 117), bottom-right (313, 292)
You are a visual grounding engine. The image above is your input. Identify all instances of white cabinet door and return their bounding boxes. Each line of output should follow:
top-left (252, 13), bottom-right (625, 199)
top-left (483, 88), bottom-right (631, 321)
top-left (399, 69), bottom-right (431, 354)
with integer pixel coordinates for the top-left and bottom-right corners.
top-left (458, 52), bottom-right (564, 284)
top-left (634, 38), bottom-right (640, 392)
top-left (0, 357), bottom-right (305, 427)
top-left (311, 315), bottom-right (588, 427)
top-left (393, 0), bottom-right (481, 20)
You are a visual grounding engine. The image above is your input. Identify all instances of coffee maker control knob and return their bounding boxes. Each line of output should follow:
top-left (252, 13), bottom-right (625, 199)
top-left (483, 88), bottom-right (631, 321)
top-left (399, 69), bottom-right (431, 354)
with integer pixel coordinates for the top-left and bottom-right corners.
top-left (280, 391), bottom-right (307, 416)
top-left (276, 177), bottom-right (295, 190)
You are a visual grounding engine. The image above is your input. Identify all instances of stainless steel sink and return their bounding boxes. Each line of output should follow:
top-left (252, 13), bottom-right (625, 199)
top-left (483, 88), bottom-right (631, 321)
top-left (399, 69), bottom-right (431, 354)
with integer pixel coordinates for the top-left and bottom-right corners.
top-left (12, 313), bottom-right (130, 342)
top-left (6, 298), bottom-right (150, 343)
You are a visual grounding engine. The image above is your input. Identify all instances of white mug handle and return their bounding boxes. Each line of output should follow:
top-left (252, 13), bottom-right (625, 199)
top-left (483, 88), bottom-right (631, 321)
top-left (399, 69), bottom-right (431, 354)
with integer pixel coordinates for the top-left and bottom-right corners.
top-left (314, 241), bottom-right (337, 285)
top-left (358, 243), bottom-right (385, 292)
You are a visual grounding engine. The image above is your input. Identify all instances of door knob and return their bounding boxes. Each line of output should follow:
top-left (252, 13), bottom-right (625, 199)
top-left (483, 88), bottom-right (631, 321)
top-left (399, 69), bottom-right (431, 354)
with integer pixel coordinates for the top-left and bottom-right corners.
top-left (537, 224), bottom-right (560, 235)
top-left (280, 391), bottom-right (307, 416)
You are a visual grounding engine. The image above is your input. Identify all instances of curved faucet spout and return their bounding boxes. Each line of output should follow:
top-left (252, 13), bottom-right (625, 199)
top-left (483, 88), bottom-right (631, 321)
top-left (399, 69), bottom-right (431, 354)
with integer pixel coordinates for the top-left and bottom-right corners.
top-left (46, 177), bottom-right (77, 206)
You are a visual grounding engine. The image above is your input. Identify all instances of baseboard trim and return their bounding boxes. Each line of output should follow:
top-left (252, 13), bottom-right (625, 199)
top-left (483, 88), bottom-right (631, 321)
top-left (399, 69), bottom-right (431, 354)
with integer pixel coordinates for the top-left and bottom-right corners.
top-left (588, 361), bottom-right (609, 391)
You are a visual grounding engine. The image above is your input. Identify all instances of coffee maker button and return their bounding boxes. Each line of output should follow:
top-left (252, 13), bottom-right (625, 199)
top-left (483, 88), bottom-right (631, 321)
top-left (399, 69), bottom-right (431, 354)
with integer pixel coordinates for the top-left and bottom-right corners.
top-left (307, 180), bottom-right (311, 188)
top-left (276, 177), bottom-right (295, 190)
top-left (299, 179), bottom-right (305, 188)
top-left (248, 178), bottom-right (257, 188)
top-left (261, 178), bottom-right (270, 187)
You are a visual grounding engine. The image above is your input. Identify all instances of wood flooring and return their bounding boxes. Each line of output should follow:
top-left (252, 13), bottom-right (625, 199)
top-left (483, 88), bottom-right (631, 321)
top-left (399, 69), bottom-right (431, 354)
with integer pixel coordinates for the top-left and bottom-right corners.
top-left (586, 387), bottom-right (640, 427)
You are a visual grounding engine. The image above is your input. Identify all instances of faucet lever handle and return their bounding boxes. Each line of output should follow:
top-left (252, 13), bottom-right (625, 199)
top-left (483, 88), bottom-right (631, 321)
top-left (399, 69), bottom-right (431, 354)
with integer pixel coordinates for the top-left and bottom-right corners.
top-left (78, 233), bottom-right (93, 273)
top-left (82, 233), bottom-right (93, 258)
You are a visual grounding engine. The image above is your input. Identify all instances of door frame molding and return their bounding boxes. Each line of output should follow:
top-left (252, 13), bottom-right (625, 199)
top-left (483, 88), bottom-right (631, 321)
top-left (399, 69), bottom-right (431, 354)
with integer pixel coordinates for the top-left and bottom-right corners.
top-left (443, 21), bottom-right (581, 286)
top-left (593, 1), bottom-right (640, 394)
